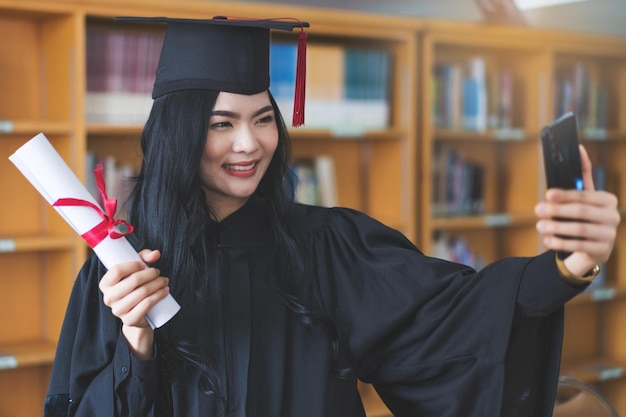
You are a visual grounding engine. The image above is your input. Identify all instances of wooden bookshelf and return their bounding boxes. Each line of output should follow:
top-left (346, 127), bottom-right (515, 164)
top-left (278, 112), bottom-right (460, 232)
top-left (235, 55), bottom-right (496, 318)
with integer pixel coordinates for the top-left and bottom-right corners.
top-left (0, 1), bottom-right (417, 416)
top-left (418, 20), bottom-right (626, 415)
top-left (545, 31), bottom-right (626, 414)
top-left (1, 0), bottom-right (625, 416)
top-left (0, 3), bottom-right (83, 417)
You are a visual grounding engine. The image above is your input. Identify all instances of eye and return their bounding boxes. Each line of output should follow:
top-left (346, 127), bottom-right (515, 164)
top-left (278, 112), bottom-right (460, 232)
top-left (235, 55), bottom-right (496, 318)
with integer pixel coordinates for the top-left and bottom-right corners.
top-left (256, 114), bottom-right (275, 125)
top-left (210, 121), bottom-right (232, 130)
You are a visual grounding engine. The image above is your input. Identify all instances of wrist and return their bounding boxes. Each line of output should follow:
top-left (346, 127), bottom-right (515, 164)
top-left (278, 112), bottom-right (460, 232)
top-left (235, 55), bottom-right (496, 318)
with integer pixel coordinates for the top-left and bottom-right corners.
top-left (122, 324), bottom-right (155, 360)
top-left (555, 253), bottom-right (600, 285)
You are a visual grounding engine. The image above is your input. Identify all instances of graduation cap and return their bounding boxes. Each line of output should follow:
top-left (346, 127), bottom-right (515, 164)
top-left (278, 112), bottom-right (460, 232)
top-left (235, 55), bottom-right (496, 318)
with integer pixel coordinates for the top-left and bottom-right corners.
top-left (114, 16), bottom-right (309, 127)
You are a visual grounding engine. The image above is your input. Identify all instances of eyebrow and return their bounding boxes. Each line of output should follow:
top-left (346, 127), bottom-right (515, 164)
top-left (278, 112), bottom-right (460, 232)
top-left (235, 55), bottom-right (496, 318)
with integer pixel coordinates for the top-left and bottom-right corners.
top-left (210, 105), bottom-right (274, 119)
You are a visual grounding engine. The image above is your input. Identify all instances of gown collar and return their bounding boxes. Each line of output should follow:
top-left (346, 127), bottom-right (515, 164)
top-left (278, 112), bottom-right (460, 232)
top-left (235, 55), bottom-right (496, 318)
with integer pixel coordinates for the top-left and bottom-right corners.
top-left (210, 196), bottom-right (274, 248)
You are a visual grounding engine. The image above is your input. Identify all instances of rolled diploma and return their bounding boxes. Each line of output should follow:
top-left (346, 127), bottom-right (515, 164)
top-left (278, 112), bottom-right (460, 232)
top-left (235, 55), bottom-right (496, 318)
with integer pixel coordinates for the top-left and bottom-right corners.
top-left (9, 133), bottom-right (180, 329)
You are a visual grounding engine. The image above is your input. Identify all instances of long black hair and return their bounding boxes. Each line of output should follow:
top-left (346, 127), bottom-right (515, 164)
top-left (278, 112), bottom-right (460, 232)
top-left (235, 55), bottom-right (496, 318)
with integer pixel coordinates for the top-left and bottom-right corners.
top-left (127, 89), bottom-right (297, 299)
top-left (126, 89), bottom-right (342, 412)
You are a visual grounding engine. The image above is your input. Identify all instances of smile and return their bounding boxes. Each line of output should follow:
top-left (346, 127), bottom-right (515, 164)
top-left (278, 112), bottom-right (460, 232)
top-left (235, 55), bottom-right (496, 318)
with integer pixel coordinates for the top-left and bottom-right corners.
top-left (223, 162), bottom-right (257, 171)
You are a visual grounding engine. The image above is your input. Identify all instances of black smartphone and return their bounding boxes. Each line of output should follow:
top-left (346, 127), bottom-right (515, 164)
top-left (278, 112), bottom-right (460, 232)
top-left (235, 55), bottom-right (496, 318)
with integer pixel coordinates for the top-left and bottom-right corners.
top-left (540, 111), bottom-right (584, 259)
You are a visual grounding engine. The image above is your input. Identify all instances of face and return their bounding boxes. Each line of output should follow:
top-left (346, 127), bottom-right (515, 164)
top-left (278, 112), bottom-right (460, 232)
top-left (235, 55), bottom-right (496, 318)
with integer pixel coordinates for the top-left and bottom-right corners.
top-left (199, 90), bottom-right (279, 220)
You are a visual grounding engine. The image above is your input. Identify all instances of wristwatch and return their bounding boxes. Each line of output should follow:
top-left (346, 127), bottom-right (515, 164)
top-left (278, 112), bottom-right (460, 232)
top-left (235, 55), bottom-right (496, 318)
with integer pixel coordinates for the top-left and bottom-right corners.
top-left (555, 254), bottom-right (601, 285)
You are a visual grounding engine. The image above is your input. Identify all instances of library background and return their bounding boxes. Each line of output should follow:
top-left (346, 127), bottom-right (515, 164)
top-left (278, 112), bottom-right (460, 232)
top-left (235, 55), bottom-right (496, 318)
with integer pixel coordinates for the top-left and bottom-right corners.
top-left (0, 0), bottom-right (625, 415)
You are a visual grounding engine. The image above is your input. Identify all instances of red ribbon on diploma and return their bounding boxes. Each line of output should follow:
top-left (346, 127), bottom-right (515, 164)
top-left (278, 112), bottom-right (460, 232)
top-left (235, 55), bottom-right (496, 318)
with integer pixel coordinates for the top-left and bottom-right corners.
top-left (53, 164), bottom-right (134, 248)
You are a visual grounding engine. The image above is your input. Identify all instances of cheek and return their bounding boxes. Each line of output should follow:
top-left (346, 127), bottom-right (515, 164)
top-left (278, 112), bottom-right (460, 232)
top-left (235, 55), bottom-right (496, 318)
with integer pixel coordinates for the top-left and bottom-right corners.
top-left (262, 129), bottom-right (279, 154)
top-left (202, 139), bottom-right (226, 168)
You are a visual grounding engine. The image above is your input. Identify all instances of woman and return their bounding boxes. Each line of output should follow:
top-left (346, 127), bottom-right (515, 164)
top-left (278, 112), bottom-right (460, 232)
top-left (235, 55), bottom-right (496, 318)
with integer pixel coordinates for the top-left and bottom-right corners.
top-left (45, 16), bottom-right (620, 417)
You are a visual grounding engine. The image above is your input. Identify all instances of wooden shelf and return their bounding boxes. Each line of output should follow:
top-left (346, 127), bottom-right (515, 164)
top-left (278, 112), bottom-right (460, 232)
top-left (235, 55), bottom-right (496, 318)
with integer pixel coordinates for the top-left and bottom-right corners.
top-left (434, 128), bottom-right (535, 142)
top-left (0, 341), bottom-right (57, 370)
top-left (87, 124), bottom-right (407, 142)
top-left (562, 358), bottom-right (626, 384)
top-left (87, 122), bottom-right (143, 136)
top-left (0, 121), bottom-right (73, 136)
top-left (2, 1), bottom-right (626, 416)
top-left (580, 129), bottom-right (626, 142)
top-left (0, 235), bottom-right (77, 253)
top-left (567, 287), bottom-right (626, 306)
top-left (430, 213), bottom-right (536, 230)
top-left (291, 127), bottom-right (406, 142)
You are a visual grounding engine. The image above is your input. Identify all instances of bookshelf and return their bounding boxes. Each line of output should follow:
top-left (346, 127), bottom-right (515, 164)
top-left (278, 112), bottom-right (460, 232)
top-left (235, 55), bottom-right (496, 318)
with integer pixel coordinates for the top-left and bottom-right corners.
top-left (419, 25), bottom-right (550, 269)
top-left (418, 21), bottom-right (626, 415)
top-left (0, 1), bottom-right (418, 416)
top-left (0, 3), bottom-right (83, 417)
top-left (1, 0), bottom-right (625, 416)
top-left (547, 32), bottom-right (626, 414)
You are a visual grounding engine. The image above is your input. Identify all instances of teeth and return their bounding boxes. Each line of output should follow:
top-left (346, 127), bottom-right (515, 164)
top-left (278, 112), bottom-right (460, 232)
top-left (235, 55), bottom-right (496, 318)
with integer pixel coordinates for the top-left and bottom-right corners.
top-left (224, 162), bottom-right (256, 171)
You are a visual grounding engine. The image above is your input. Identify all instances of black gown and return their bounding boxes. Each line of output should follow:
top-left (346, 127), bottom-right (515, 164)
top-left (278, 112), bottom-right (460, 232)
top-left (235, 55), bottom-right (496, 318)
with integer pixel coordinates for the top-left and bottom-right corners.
top-left (44, 196), bottom-right (585, 417)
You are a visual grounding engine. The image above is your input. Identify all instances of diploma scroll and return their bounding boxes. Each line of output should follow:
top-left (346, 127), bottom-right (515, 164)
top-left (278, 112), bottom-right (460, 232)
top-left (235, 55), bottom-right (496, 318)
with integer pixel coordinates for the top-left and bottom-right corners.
top-left (9, 133), bottom-right (180, 329)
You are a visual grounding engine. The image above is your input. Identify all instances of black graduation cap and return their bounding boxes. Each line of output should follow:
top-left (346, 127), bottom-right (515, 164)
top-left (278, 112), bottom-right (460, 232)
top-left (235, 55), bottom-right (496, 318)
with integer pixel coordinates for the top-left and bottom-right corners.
top-left (114, 16), bottom-right (309, 127)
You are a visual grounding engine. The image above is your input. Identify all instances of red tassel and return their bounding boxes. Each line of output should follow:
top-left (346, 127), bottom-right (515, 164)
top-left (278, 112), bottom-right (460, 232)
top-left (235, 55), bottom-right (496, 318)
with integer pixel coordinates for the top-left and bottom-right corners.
top-left (292, 30), bottom-right (307, 127)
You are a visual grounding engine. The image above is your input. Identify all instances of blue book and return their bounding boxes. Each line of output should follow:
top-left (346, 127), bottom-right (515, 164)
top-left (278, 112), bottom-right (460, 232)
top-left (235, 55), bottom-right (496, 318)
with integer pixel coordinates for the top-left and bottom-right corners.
top-left (269, 42), bottom-right (297, 101)
top-left (462, 57), bottom-right (487, 131)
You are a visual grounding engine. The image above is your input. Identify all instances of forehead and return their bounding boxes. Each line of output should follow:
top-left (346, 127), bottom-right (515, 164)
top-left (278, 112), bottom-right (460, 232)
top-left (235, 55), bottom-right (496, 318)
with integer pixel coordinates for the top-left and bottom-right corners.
top-left (213, 91), bottom-right (273, 111)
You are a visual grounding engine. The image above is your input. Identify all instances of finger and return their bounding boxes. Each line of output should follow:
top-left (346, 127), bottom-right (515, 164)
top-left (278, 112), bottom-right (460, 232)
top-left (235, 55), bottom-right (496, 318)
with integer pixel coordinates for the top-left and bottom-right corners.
top-left (109, 277), bottom-right (170, 321)
top-left (579, 145), bottom-right (596, 192)
top-left (99, 260), bottom-right (147, 289)
top-left (543, 189), bottom-right (618, 211)
top-left (103, 267), bottom-right (162, 306)
top-left (538, 218), bottom-right (617, 243)
top-left (139, 249), bottom-right (161, 264)
top-left (543, 235), bottom-right (613, 263)
top-left (117, 286), bottom-right (171, 327)
top-left (552, 204), bottom-right (619, 226)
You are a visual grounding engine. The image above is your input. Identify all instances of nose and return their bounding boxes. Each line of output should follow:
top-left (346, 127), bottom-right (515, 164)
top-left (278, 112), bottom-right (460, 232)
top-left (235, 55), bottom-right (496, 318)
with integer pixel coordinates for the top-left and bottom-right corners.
top-left (232, 126), bottom-right (259, 153)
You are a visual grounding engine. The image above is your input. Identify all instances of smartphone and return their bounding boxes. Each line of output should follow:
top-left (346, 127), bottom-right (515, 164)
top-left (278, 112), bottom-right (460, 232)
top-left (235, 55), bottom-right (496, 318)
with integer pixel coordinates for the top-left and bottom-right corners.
top-left (540, 111), bottom-right (584, 259)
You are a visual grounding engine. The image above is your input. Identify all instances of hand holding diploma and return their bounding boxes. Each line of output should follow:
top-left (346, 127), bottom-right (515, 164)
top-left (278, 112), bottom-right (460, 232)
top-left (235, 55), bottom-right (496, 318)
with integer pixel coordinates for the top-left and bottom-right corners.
top-left (8, 133), bottom-right (180, 328)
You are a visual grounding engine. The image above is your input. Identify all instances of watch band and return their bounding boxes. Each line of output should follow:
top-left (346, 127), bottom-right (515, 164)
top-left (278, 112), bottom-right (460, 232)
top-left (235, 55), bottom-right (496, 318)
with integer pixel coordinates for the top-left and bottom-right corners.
top-left (555, 254), bottom-right (600, 285)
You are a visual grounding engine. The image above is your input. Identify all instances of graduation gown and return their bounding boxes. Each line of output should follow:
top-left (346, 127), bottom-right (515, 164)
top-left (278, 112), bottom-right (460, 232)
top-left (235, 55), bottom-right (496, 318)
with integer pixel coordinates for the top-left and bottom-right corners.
top-left (44, 196), bottom-right (584, 417)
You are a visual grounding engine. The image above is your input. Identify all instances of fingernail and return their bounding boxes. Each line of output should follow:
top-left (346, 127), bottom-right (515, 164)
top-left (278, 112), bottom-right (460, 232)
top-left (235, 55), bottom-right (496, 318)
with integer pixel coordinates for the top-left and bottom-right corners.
top-left (536, 221), bottom-right (546, 232)
top-left (535, 203), bottom-right (546, 215)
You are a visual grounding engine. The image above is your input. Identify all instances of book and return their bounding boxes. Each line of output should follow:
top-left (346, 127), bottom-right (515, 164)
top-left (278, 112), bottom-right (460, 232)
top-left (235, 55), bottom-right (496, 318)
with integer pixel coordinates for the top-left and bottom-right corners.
top-left (269, 41), bottom-right (392, 131)
top-left (488, 68), bottom-right (514, 129)
top-left (432, 146), bottom-right (485, 217)
top-left (269, 41), bottom-right (298, 116)
top-left (433, 63), bottom-right (464, 129)
top-left (291, 155), bottom-right (338, 207)
top-left (343, 47), bottom-right (391, 130)
top-left (85, 25), bottom-right (164, 124)
top-left (462, 57), bottom-right (488, 132)
top-left (304, 43), bottom-right (346, 128)
top-left (554, 62), bottom-right (607, 131)
top-left (431, 232), bottom-right (485, 270)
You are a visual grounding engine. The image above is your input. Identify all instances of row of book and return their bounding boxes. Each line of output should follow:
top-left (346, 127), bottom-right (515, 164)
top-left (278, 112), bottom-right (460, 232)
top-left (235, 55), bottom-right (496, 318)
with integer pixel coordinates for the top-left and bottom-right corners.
top-left (431, 233), bottom-right (486, 270)
top-left (271, 42), bottom-right (392, 131)
top-left (432, 146), bottom-right (485, 217)
top-left (86, 25), bottom-right (164, 124)
top-left (290, 156), bottom-right (338, 207)
top-left (431, 57), bottom-right (515, 133)
top-left (554, 62), bottom-right (607, 134)
top-left (84, 25), bottom-right (393, 131)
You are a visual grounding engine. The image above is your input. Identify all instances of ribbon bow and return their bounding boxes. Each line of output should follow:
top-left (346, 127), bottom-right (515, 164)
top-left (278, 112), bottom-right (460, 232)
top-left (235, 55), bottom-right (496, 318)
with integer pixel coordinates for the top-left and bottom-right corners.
top-left (53, 164), bottom-right (134, 248)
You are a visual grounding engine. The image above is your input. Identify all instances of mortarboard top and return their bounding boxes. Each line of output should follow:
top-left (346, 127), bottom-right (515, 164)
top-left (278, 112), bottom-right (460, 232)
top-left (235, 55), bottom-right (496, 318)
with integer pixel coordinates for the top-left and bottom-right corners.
top-left (114, 16), bottom-right (310, 127)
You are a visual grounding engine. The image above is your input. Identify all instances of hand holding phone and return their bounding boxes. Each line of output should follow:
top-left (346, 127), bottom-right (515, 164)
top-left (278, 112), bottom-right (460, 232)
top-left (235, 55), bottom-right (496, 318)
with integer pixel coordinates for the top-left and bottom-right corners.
top-left (540, 112), bottom-right (584, 259)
